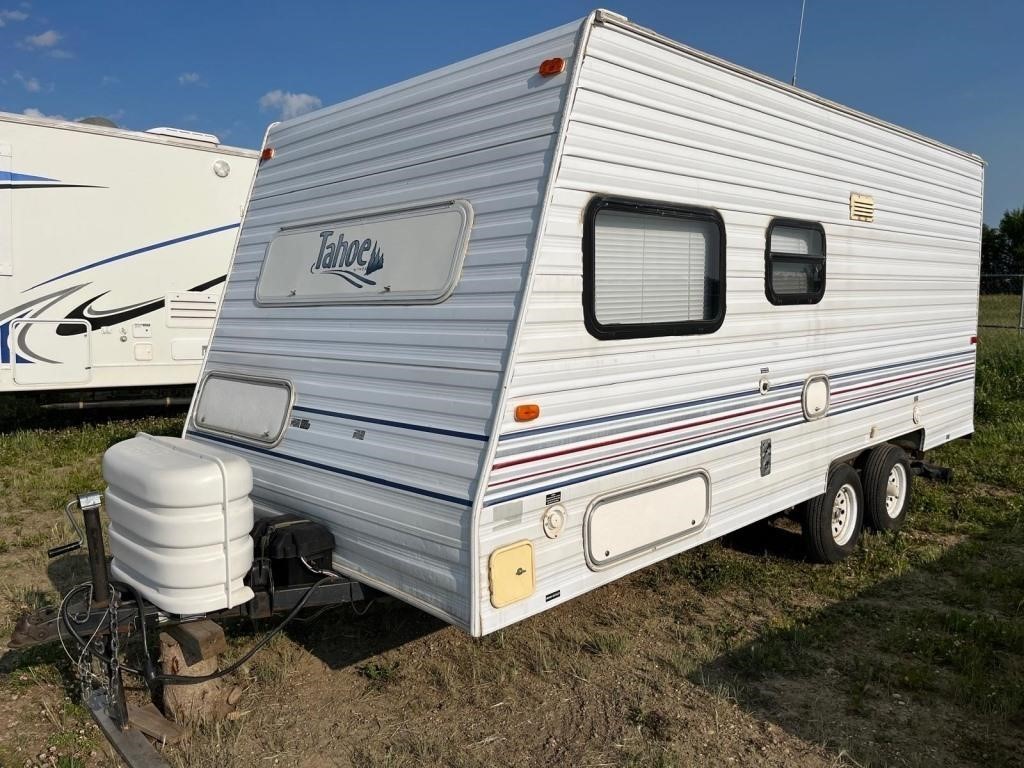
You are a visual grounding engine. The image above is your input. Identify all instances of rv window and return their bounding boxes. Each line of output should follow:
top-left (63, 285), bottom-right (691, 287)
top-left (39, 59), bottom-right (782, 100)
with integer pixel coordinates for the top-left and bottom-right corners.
top-left (765, 220), bottom-right (826, 305)
top-left (192, 374), bottom-right (293, 445)
top-left (583, 197), bottom-right (725, 340)
top-left (256, 199), bottom-right (473, 306)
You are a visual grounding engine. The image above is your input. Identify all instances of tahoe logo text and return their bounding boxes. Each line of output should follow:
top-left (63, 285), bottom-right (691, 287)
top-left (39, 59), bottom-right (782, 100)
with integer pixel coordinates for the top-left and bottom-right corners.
top-left (311, 230), bottom-right (384, 288)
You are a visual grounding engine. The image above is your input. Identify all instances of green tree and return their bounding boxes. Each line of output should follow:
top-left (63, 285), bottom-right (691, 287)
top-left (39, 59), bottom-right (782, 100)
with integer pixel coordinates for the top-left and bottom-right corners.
top-left (997, 208), bottom-right (1024, 273)
top-left (982, 208), bottom-right (1024, 293)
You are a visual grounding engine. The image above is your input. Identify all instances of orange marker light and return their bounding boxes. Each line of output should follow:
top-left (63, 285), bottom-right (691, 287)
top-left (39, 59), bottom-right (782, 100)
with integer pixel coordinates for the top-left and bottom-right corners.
top-left (260, 146), bottom-right (275, 162)
top-left (538, 58), bottom-right (565, 77)
top-left (515, 404), bottom-right (541, 422)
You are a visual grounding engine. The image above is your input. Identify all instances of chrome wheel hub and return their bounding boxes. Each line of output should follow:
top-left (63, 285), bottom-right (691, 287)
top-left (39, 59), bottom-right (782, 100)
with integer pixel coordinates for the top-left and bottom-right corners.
top-left (884, 462), bottom-right (908, 519)
top-left (831, 483), bottom-right (858, 545)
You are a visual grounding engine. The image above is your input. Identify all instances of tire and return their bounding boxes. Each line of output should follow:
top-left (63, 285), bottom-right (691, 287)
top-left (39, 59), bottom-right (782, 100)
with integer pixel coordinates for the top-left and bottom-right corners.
top-left (801, 463), bottom-right (865, 564)
top-left (862, 444), bottom-right (912, 532)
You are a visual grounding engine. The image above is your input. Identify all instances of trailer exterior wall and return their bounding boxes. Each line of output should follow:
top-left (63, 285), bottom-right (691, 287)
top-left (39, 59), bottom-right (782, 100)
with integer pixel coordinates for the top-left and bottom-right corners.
top-left (476, 17), bottom-right (983, 633)
top-left (0, 114), bottom-right (257, 392)
top-left (185, 21), bottom-right (583, 629)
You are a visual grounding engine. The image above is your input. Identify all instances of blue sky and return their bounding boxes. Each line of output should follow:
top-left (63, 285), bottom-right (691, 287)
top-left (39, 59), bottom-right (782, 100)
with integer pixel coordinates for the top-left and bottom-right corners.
top-left (2, 0), bottom-right (1020, 224)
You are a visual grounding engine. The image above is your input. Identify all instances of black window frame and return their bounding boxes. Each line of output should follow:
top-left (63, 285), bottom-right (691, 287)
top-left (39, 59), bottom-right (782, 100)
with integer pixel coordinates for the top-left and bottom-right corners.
top-left (582, 196), bottom-right (727, 341)
top-left (764, 218), bottom-right (827, 306)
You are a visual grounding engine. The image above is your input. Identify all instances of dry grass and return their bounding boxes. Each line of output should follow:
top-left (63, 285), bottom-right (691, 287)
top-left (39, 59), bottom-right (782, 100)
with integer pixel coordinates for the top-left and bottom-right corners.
top-left (0, 328), bottom-right (1022, 767)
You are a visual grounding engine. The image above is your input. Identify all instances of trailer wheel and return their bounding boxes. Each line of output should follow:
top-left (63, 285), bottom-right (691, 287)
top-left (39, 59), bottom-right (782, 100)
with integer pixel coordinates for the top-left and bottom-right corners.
top-left (862, 444), bottom-right (912, 532)
top-left (801, 463), bottom-right (864, 563)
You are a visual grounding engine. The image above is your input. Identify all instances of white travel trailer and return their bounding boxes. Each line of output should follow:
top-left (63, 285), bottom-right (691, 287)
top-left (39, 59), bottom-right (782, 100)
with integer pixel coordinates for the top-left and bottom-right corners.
top-left (95, 9), bottom-right (983, 638)
top-left (0, 112), bottom-right (258, 393)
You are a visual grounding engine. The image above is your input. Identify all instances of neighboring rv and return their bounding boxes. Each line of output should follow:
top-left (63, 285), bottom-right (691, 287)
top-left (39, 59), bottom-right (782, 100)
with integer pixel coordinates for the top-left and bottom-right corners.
top-left (103, 10), bottom-right (983, 637)
top-left (0, 112), bottom-right (258, 393)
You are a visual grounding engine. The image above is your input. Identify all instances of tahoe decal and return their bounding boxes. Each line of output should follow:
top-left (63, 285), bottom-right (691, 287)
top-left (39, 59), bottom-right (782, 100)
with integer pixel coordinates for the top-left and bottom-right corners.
top-left (311, 230), bottom-right (384, 288)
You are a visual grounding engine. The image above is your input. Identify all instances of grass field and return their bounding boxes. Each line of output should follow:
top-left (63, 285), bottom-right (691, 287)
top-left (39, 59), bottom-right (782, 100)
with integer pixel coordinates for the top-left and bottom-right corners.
top-left (0, 330), bottom-right (1021, 767)
top-left (978, 291), bottom-right (1024, 330)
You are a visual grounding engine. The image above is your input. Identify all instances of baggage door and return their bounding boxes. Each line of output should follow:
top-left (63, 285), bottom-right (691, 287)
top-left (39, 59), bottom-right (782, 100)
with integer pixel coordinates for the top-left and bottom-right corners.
top-left (10, 319), bottom-right (91, 385)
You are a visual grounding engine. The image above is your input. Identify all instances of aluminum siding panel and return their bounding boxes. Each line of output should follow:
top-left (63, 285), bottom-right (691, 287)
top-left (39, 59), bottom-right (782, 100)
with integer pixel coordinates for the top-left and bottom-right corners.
top-left (476, 21), bottom-right (984, 633)
top-left (186, 21), bottom-right (582, 629)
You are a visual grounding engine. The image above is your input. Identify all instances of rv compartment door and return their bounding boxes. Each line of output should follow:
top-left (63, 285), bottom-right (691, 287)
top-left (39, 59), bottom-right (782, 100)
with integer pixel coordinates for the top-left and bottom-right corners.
top-left (10, 319), bottom-right (91, 385)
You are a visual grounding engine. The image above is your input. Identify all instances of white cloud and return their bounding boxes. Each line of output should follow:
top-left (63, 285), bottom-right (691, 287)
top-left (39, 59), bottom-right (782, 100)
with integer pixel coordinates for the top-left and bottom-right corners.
top-left (178, 71), bottom-right (202, 86)
top-left (259, 89), bottom-right (322, 120)
top-left (101, 75), bottom-right (119, 86)
top-left (23, 28), bottom-right (58, 47)
top-left (23, 107), bottom-right (66, 120)
top-left (0, 8), bottom-right (29, 26)
top-left (13, 71), bottom-right (41, 92)
top-left (48, 48), bottom-right (73, 59)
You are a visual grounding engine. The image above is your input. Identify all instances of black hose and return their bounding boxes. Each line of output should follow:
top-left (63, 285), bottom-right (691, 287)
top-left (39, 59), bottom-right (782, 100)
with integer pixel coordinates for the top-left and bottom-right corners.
top-left (58, 583), bottom-right (98, 655)
top-left (145, 575), bottom-right (336, 686)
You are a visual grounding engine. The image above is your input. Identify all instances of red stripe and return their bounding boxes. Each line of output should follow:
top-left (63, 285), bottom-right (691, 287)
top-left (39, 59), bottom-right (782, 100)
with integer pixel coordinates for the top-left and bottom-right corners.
top-left (492, 361), bottom-right (975, 475)
top-left (832, 361), bottom-right (974, 397)
top-left (488, 408), bottom-right (797, 489)
top-left (491, 396), bottom-right (800, 471)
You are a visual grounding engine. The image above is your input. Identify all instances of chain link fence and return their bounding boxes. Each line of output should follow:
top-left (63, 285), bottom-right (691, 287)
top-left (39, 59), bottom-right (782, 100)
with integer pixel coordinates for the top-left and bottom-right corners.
top-left (980, 274), bottom-right (1024, 333)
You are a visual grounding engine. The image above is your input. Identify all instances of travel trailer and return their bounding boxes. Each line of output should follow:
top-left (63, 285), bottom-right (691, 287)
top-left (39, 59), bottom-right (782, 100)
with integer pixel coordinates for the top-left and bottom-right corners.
top-left (0, 112), bottom-right (258, 393)
top-left (28, 8), bottom-right (983, 651)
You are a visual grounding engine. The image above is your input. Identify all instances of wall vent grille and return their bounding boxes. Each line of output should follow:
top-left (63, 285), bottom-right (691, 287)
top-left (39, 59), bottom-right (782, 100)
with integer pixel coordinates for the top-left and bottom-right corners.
top-left (167, 291), bottom-right (219, 328)
top-left (850, 193), bottom-right (875, 222)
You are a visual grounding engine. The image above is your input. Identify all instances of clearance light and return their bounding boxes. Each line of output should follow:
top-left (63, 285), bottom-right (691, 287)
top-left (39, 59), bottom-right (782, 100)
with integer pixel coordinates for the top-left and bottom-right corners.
top-left (970, 335), bottom-right (979, 345)
top-left (538, 58), bottom-right (566, 77)
top-left (515, 404), bottom-right (540, 422)
top-left (260, 146), bottom-right (275, 162)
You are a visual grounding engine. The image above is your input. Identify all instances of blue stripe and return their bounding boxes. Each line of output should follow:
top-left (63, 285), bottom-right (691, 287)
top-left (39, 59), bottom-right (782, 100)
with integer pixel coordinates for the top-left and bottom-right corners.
top-left (185, 430), bottom-right (472, 507)
top-left (485, 373), bottom-right (973, 505)
top-left (830, 349), bottom-right (973, 382)
top-left (27, 223), bottom-right (241, 291)
top-left (503, 387), bottom-right (758, 441)
top-left (0, 171), bottom-right (59, 183)
top-left (292, 405), bottom-right (487, 442)
top-left (500, 349), bottom-right (975, 442)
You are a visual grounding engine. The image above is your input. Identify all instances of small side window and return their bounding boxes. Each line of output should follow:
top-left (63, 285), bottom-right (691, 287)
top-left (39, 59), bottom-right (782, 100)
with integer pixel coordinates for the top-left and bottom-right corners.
top-left (192, 373), bottom-right (293, 446)
top-left (583, 196), bottom-right (726, 340)
top-left (765, 219), bottom-right (826, 305)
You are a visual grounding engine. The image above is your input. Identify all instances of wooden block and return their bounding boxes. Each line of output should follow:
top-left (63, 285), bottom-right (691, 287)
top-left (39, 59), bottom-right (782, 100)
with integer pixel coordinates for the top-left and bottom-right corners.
top-left (164, 620), bottom-right (227, 666)
top-left (159, 630), bottom-right (238, 725)
top-left (128, 703), bottom-right (184, 745)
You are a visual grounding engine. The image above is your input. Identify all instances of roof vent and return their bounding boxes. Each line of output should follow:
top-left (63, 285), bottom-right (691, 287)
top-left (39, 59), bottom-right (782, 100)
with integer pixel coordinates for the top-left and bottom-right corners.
top-left (146, 127), bottom-right (220, 145)
top-left (78, 116), bottom-right (118, 128)
top-left (850, 193), bottom-right (875, 223)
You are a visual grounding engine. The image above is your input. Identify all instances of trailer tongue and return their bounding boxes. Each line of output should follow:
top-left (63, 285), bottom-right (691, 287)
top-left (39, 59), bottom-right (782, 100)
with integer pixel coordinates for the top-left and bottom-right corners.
top-left (9, 449), bottom-right (375, 767)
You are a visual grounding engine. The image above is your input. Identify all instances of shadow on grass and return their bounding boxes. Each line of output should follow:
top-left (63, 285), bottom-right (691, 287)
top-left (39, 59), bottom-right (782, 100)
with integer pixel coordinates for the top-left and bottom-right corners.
top-left (690, 519), bottom-right (1024, 768)
top-left (0, 386), bottom-right (192, 433)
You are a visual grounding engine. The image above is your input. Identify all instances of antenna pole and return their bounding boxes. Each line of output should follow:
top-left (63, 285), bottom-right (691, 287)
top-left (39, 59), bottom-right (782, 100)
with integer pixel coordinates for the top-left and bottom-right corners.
top-left (791, 0), bottom-right (807, 86)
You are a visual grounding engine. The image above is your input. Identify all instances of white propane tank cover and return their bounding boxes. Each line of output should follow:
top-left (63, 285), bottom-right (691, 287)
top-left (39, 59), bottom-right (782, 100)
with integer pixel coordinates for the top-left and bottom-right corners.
top-left (103, 434), bottom-right (255, 615)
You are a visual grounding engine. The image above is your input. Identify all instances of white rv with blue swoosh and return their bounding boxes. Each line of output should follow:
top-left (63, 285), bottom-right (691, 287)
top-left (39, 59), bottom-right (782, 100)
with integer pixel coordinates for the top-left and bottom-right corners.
top-left (0, 111), bottom-right (257, 393)
top-left (104, 10), bottom-right (983, 636)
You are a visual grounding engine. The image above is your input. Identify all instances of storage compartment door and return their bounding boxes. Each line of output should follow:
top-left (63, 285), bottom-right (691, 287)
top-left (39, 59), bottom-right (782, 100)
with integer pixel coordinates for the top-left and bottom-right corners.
top-left (10, 319), bottom-right (91, 385)
top-left (585, 472), bottom-right (710, 569)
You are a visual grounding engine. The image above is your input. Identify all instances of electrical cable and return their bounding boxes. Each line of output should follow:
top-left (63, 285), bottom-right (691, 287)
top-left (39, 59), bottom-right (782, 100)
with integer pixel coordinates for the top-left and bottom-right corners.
top-left (57, 582), bottom-right (96, 659)
top-left (135, 575), bottom-right (337, 686)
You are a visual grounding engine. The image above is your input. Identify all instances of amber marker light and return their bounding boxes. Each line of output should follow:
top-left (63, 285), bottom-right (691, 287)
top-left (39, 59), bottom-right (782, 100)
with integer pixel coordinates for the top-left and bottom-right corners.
top-left (538, 58), bottom-right (566, 77)
top-left (260, 146), bottom-right (275, 162)
top-left (515, 404), bottom-right (541, 422)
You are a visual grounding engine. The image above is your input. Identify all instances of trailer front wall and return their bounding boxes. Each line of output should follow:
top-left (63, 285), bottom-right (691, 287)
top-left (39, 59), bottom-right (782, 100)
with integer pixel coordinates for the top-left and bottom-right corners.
top-left (476, 19), bottom-right (984, 633)
top-left (186, 21), bottom-right (582, 629)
